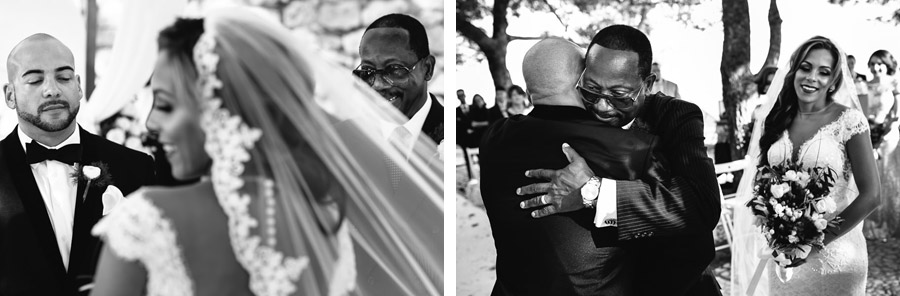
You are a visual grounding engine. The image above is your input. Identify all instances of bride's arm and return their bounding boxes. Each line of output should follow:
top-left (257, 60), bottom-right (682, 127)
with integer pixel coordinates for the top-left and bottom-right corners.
top-left (823, 131), bottom-right (881, 245)
top-left (89, 245), bottom-right (147, 296)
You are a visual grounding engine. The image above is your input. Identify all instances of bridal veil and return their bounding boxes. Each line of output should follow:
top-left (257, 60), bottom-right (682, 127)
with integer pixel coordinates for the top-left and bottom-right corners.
top-left (196, 9), bottom-right (442, 296)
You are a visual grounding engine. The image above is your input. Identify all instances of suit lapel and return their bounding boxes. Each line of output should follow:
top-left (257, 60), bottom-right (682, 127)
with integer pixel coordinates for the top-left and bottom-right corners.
top-left (69, 129), bottom-right (104, 278)
top-left (421, 94), bottom-right (444, 144)
top-left (0, 130), bottom-right (67, 277)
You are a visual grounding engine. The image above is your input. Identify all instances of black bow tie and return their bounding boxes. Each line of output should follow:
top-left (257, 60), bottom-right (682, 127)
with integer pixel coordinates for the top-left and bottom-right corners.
top-left (26, 141), bottom-right (82, 165)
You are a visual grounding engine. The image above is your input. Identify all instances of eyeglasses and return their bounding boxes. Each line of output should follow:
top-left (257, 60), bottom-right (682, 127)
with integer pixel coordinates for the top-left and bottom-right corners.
top-left (352, 58), bottom-right (424, 86)
top-left (576, 78), bottom-right (646, 109)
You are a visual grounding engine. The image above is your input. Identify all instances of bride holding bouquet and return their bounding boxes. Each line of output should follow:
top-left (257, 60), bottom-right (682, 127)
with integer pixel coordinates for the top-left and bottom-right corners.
top-left (732, 36), bottom-right (881, 296)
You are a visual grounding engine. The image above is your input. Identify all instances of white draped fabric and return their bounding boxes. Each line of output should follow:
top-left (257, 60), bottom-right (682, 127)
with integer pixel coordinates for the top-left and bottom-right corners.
top-left (77, 0), bottom-right (187, 133)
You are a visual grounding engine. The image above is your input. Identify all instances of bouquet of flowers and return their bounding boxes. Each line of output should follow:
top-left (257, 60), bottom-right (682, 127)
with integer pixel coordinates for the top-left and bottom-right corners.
top-left (869, 119), bottom-right (890, 149)
top-left (745, 161), bottom-right (842, 292)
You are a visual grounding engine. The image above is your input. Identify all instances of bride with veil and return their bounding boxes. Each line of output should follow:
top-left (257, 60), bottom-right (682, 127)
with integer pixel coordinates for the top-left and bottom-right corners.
top-left (89, 7), bottom-right (442, 296)
top-left (731, 36), bottom-right (880, 296)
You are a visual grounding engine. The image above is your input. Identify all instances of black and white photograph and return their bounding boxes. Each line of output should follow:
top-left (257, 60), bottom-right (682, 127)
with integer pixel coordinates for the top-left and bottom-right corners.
top-left (0, 0), bottom-right (443, 295)
top-left (456, 0), bottom-right (900, 295)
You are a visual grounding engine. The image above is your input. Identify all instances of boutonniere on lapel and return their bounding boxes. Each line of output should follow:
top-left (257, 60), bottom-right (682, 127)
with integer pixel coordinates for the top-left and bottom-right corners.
top-left (436, 140), bottom-right (445, 162)
top-left (428, 122), bottom-right (444, 143)
top-left (71, 162), bottom-right (123, 215)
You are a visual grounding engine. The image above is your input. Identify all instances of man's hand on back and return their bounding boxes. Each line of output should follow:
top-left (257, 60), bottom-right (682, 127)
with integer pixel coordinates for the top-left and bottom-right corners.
top-left (517, 143), bottom-right (595, 218)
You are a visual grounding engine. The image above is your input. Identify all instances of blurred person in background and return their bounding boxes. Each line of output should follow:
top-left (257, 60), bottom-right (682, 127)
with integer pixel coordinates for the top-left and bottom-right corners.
top-left (506, 84), bottom-right (529, 115)
top-left (863, 49), bottom-right (900, 241)
top-left (489, 86), bottom-right (509, 123)
top-left (649, 62), bottom-right (681, 100)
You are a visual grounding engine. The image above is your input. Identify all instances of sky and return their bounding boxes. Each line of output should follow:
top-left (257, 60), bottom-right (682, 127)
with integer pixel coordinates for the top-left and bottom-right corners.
top-left (455, 0), bottom-right (900, 116)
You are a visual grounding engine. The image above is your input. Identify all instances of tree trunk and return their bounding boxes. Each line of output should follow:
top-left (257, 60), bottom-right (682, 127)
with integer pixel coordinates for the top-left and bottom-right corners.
top-left (720, 0), bottom-right (754, 161)
top-left (456, 0), bottom-right (514, 91)
top-left (762, 0), bottom-right (782, 68)
top-left (721, 0), bottom-right (782, 161)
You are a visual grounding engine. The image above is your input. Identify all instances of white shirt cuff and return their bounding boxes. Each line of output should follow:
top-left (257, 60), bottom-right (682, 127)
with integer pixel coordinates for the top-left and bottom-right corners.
top-left (593, 178), bottom-right (617, 228)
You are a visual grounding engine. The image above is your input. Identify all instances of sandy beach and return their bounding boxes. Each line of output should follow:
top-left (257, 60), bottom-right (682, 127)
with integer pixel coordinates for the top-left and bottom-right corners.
top-left (456, 194), bottom-right (496, 296)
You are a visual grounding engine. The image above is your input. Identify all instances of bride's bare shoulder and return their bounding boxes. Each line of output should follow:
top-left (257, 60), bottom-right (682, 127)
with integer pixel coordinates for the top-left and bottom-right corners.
top-left (131, 180), bottom-right (225, 224)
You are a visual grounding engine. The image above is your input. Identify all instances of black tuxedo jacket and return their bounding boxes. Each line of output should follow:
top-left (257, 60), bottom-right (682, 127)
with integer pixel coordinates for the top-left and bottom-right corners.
top-left (487, 105), bottom-right (505, 124)
top-left (0, 126), bottom-right (155, 296)
top-left (479, 105), bottom-right (659, 296)
top-left (616, 95), bottom-right (722, 296)
top-left (422, 93), bottom-right (444, 144)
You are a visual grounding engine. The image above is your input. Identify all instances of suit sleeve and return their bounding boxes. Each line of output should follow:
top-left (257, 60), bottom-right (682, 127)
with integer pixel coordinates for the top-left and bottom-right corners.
top-left (614, 103), bottom-right (721, 240)
top-left (138, 152), bottom-right (157, 187)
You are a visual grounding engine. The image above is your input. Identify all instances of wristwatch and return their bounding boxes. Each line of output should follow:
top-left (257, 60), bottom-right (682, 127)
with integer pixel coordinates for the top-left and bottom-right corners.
top-left (580, 176), bottom-right (601, 208)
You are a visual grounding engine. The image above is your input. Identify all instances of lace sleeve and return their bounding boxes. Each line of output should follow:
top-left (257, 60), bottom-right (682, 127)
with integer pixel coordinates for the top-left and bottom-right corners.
top-left (90, 190), bottom-right (194, 296)
top-left (841, 109), bottom-right (869, 143)
top-left (91, 191), bottom-right (166, 261)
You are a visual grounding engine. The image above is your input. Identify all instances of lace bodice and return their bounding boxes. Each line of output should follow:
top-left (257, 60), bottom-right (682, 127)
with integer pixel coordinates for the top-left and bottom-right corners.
top-left (766, 109), bottom-right (869, 214)
top-left (92, 191), bottom-right (193, 296)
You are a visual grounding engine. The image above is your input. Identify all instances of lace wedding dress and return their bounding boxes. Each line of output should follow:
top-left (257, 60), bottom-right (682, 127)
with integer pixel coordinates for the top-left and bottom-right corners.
top-left (92, 180), bottom-right (353, 296)
top-left (762, 108), bottom-right (869, 295)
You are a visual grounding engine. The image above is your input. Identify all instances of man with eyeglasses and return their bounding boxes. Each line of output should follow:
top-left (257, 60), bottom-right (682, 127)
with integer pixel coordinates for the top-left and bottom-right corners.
top-left (516, 25), bottom-right (722, 295)
top-left (356, 13), bottom-right (443, 155)
top-left (479, 37), bottom-right (660, 295)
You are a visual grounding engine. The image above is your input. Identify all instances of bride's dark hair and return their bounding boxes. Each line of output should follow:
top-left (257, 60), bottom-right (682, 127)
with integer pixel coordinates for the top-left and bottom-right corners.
top-left (156, 18), bottom-right (345, 234)
top-left (758, 36), bottom-right (844, 165)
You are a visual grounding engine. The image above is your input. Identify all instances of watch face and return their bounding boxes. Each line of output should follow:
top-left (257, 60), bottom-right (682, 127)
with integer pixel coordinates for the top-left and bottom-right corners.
top-left (582, 186), bottom-right (599, 200)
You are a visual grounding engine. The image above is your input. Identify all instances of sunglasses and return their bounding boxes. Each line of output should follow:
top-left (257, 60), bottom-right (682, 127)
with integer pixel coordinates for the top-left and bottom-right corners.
top-left (352, 58), bottom-right (424, 86)
top-left (576, 78), bottom-right (647, 109)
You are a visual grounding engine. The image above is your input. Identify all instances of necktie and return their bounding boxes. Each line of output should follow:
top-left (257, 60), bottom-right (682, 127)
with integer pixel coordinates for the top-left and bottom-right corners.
top-left (26, 141), bottom-right (82, 165)
top-left (387, 127), bottom-right (411, 194)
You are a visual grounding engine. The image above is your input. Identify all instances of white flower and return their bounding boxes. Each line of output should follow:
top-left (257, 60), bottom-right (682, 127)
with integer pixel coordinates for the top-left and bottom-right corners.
top-left (811, 212), bottom-right (822, 220)
top-left (101, 185), bottom-right (124, 215)
top-left (797, 171), bottom-right (811, 187)
top-left (784, 170), bottom-right (799, 182)
top-left (114, 117), bottom-right (132, 130)
top-left (83, 165), bottom-right (101, 180)
top-left (774, 252), bottom-right (791, 266)
top-left (794, 209), bottom-right (804, 218)
top-left (773, 203), bottom-right (785, 216)
top-left (814, 218), bottom-right (828, 230)
top-left (822, 196), bottom-right (837, 213)
top-left (128, 122), bottom-right (145, 137)
top-left (782, 245), bottom-right (813, 260)
top-left (106, 128), bottom-right (126, 144)
top-left (771, 183), bottom-right (791, 198)
top-left (753, 215), bottom-right (766, 226)
top-left (124, 137), bottom-right (144, 151)
top-left (788, 234), bottom-right (800, 243)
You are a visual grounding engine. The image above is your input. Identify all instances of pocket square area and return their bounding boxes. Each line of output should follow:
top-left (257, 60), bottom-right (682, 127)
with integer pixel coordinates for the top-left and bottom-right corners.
top-left (101, 185), bottom-right (125, 216)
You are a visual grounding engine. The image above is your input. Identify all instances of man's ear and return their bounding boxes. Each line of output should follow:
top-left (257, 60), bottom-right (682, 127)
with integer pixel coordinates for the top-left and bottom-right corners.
top-left (423, 55), bottom-right (435, 81)
top-left (4, 83), bottom-right (15, 110)
top-left (76, 75), bottom-right (84, 99)
top-left (645, 74), bottom-right (657, 90)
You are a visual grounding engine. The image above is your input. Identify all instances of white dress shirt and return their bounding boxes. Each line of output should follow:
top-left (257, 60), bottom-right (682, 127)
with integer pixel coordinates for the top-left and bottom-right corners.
top-left (594, 119), bottom-right (634, 228)
top-left (18, 126), bottom-right (81, 270)
top-left (380, 93), bottom-right (432, 158)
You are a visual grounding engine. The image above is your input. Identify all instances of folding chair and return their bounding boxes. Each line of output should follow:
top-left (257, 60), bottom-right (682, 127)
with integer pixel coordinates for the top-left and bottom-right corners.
top-left (714, 157), bottom-right (749, 251)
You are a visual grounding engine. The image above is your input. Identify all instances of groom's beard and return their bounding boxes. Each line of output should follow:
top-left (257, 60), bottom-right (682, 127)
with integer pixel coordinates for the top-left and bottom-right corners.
top-left (17, 100), bottom-right (79, 132)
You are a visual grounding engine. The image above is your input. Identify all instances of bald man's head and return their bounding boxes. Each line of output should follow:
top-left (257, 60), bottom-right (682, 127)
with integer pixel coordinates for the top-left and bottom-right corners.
top-left (7, 34), bottom-right (76, 83)
top-left (4, 33), bottom-right (82, 138)
top-left (522, 38), bottom-right (585, 107)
